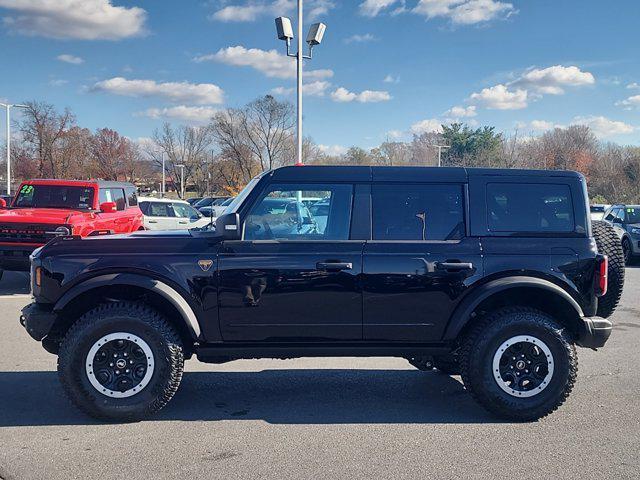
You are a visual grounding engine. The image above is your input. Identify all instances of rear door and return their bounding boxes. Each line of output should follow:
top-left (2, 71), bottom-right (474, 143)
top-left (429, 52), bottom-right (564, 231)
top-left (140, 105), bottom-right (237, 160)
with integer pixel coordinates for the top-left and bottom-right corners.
top-left (145, 202), bottom-right (177, 230)
top-left (218, 182), bottom-right (363, 342)
top-left (362, 181), bottom-right (482, 342)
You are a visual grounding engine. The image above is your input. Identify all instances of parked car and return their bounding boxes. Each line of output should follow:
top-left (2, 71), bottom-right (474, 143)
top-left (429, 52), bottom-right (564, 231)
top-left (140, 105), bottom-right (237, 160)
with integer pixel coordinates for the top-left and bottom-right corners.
top-left (590, 204), bottom-right (610, 221)
top-left (0, 194), bottom-right (15, 206)
top-left (20, 166), bottom-right (623, 422)
top-left (186, 197), bottom-right (203, 206)
top-left (194, 196), bottom-right (230, 211)
top-left (0, 179), bottom-right (143, 276)
top-left (602, 204), bottom-right (640, 264)
top-left (138, 197), bottom-right (211, 230)
top-left (197, 197), bottom-right (234, 219)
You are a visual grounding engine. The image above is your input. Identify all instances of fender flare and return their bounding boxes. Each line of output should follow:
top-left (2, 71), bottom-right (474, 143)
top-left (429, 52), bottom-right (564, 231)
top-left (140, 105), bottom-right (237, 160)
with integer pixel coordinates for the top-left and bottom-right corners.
top-left (54, 273), bottom-right (201, 339)
top-left (443, 276), bottom-right (584, 340)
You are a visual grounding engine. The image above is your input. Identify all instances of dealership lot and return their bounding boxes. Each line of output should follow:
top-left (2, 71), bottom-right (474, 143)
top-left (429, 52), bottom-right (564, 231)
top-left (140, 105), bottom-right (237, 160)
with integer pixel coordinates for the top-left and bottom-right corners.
top-left (0, 270), bottom-right (638, 480)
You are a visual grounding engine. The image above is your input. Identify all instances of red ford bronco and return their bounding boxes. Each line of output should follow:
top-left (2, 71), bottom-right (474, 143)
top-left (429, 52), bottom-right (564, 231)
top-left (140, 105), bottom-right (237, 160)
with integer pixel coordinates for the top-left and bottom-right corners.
top-left (0, 179), bottom-right (143, 276)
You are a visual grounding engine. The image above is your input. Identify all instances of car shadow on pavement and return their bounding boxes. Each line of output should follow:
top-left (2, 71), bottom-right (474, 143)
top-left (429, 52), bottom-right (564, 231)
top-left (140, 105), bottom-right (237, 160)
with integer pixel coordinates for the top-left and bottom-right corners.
top-left (0, 369), bottom-right (501, 427)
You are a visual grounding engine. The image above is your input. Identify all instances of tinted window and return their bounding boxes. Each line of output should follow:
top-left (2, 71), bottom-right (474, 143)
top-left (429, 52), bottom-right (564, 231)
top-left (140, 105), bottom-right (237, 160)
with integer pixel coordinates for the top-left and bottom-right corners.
top-left (173, 203), bottom-right (201, 219)
top-left (15, 184), bottom-right (94, 209)
top-left (126, 187), bottom-right (138, 206)
top-left (244, 184), bottom-right (353, 240)
top-left (487, 183), bottom-right (574, 233)
top-left (625, 206), bottom-right (640, 224)
top-left (372, 184), bottom-right (464, 241)
top-left (140, 202), bottom-right (173, 217)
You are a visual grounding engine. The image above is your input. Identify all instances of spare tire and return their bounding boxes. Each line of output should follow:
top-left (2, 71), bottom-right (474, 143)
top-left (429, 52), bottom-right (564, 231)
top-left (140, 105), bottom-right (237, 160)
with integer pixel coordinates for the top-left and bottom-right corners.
top-left (592, 220), bottom-right (624, 318)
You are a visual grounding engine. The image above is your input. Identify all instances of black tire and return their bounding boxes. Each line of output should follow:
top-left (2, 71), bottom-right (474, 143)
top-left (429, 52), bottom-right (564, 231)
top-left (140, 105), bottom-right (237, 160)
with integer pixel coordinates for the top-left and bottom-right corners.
top-left (622, 237), bottom-right (633, 266)
top-left (460, 307), bottom-right (577, 421)
top-left (592, 220), bottom-right (625, 318)
top-left (432, 355), bottom-right (461, 375)
top-left (58, 302), bottom-right (184, 422)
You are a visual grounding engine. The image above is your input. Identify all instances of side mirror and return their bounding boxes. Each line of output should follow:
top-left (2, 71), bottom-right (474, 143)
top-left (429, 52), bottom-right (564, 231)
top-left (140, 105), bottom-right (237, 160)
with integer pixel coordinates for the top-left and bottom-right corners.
top-left (100, 201), bottom-right (117, 213)
top-left (0, 198), bottom-right (6, 208)
top-left (216, 213), bottom-right (241, 240)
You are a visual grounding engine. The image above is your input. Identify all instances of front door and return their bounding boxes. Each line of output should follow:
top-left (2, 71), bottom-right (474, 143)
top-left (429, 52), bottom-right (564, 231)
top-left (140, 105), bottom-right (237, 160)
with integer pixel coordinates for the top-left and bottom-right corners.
top-left (218, 182), bottom-right (363, 342)
top-left (362, 183), bottom-right (483, 342)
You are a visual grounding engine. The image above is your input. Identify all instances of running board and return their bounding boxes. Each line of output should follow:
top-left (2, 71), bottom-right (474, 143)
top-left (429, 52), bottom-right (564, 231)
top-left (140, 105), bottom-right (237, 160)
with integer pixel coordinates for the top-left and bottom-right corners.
top-left (196, 342), bottom-right (450, 363)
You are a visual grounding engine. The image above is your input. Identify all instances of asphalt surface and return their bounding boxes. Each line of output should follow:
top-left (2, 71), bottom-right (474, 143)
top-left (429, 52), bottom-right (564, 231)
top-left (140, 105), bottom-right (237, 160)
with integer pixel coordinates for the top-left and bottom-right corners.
top-left (0, 269), bottom-right (639, 480)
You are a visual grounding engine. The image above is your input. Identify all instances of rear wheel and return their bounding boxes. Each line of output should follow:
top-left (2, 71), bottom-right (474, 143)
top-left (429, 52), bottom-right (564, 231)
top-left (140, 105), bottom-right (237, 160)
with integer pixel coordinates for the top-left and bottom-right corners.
top-left (460, 307), bottom-right (577, 421)
top-left (592, 220), bottom-right (625, 318)
top-left (58, 302), bottom-right (184, 421)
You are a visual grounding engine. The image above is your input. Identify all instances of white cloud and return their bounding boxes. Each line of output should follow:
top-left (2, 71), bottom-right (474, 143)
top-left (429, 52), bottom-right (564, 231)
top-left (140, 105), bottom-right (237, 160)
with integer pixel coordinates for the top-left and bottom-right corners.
top-left (0, 0), bottom-right (147, 40)
top-left (410, 118), bottom-right (443, 134)
top-left (469, 84), bottom-right (528, 110)
top-left (571, 116), bottom-right (634, 138)
top-left (196, 46), bottom-right (334, 81)
top-left (318, 144), bottom-right (348, 156)
top-left (626, 82), bottom-right (640, 90)
top-left (48, 79), bottom-right (68, 87)
top-left (386, 129), bottom-right (406, 139)
top-left (359, 0), bottom-right (400, 17)
top-left (413, 0), bottom-right (515, 25)
top-left (512, 65), bottom-right (595, 95)
top-left (616, 95), bottom-right (640, 110)
top-left (444, 105), bottom-right (477, 118)
top-left (330, 87), bottom-right (391, 103)
top-left (56, 54), bottom-right (84, 65)
top-left (344, 33), bottom-right (376, 44)
top-left (136, 106), bottom-right (218, 124)
top-left (384, 74), bottom-right (400, 84)
top-left (515, 120), bottom-right (563, 132)
top-left (271, 80), bottom-right (331, 97)
top-left (211, 0), bottom-right (334, 22)
top-left (91, 77), bottom-right (225, 105)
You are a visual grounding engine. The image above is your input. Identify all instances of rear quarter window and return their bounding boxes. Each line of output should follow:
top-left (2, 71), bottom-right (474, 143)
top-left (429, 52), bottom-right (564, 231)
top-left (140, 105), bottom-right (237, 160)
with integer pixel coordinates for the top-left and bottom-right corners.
top-left (487, 183), bottom-right (575, 233)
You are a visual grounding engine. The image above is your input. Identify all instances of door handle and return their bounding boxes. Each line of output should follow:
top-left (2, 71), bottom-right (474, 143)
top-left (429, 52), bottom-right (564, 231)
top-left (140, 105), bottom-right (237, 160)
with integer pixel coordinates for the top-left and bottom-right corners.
top-left (435, 262), bottom-right (474, 272)
top-left (316, 262), bottom-right (353, 271)
top-left (148, 220), bottom-right (158, 224)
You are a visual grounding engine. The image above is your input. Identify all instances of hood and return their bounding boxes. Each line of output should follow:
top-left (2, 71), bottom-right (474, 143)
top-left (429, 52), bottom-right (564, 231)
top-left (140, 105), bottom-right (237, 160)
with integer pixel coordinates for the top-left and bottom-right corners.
top-left (0, 208), bottom-right (90, 224)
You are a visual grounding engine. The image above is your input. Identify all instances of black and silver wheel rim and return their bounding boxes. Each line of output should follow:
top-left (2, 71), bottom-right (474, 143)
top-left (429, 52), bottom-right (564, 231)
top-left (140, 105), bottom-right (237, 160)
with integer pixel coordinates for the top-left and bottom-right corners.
top-left (492, 335), bottom-right (554, 398)
top-left (85, 333), bottom-right (155, 398)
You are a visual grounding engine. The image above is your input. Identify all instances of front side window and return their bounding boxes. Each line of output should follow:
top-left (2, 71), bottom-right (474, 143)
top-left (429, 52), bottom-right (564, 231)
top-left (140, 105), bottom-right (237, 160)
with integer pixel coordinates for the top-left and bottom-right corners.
top-left (14, 184), bottom-right (94, 210)
top-left (372, 184), bottom-right (464, 241)
top-left (173, 203), bottom-right (201, 219)
top-left (244, 184), bottom-right (353, 240)
top-left (487, 183), bottom-right (574, 233)
top-left (625, 206), bottom-right (640, 224)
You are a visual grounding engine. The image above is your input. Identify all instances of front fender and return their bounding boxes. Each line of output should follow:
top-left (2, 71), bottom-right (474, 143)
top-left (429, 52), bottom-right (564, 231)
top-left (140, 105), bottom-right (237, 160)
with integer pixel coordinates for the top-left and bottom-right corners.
top-left (443, 276), bottom-right (585, 341)
top-left (54, 272), bottom-right (202, 339)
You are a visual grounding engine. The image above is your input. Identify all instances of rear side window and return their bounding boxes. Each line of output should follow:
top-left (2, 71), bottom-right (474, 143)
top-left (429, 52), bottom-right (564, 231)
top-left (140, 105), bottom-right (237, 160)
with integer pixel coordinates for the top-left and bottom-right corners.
top-left (140, 202), bottom-right (174, 217)
top-left (372, 184), bottom-right (465, 241)
top-left (126, 187), bottom-right (138, 206)
top-left (487, 183), bottom-right (574, 233)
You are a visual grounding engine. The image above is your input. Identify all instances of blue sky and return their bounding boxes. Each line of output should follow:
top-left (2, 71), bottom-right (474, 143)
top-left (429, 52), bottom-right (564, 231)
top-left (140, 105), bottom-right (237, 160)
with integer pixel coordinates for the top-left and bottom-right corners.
top-left (1, 0), bottom-right (640, 155)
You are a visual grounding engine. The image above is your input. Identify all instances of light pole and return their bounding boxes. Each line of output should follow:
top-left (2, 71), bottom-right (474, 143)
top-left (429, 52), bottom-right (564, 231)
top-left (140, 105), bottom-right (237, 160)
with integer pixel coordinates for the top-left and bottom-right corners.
top-left (0, 102), bottom-right (28, 195)
top-left (176, 164), bottom-right (185, 199)
top-left (432, 144), bottom-right (451, 167)
top-left (275, 4), bottom-right (326, 166)
top-left (160, 151), bottom-right (166, 198)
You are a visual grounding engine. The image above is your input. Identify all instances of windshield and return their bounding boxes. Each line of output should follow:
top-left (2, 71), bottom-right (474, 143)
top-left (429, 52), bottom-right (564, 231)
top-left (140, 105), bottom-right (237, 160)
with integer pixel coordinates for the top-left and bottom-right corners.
top-left (223, 175), bottom-right (264, 215)
top-left (625, 206), bottom-right (640, 223)
top-left (14, 184), bottom-right (95, 209)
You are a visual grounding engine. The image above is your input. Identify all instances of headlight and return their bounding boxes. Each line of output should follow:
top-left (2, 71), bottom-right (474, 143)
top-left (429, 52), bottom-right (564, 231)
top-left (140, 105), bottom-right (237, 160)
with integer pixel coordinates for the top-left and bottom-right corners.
top-left (54, 226), bottom-right (71, 236)
top-left (630, 227), bottom-right (640, 235)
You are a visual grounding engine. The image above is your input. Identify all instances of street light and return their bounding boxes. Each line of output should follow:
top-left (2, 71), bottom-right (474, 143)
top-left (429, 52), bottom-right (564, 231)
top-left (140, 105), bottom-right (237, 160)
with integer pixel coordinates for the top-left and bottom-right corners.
top-left (275, 2), bottom-right (327, 166)
top-left (0, 102), bottom-right (28, 195)
top-left (176, 164), bottom-right (185, 199)
top-left (432, 144), bottom-right (450, 167)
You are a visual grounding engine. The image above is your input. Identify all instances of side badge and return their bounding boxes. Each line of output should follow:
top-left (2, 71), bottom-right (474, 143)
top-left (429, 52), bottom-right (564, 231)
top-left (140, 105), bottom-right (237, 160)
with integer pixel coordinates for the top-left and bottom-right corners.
top-left (198, 259), bottom-right (214, 272)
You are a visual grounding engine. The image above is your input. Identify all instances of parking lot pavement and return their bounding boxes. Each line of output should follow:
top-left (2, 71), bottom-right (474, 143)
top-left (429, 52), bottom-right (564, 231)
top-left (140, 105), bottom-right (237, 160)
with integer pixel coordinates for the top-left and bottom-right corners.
top-left (0, 273), bottom-right (639, 480)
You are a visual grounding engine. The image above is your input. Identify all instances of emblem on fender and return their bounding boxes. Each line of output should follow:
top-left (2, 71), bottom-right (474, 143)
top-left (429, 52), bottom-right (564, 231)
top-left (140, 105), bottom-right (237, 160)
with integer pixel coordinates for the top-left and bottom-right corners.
top-left (198, 259), bottom-right (213, 272)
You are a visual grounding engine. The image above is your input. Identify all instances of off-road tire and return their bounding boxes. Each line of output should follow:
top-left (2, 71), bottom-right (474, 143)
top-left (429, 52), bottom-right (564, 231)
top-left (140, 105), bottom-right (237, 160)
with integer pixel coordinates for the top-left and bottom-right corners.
top-left (432, 355), bottom-right (461, 375)
top-left (58, 302), bottom-right (184, 422)
top-left (460, 307), bottom-right (577, 422)
top-left (592, 220), bottom-right (625, 318)
top-left (622, 237), bottom-right (632, 266)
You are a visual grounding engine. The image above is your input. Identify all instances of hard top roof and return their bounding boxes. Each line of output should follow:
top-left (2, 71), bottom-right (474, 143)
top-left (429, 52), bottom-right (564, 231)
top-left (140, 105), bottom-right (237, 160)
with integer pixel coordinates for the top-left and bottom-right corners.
top-left (268, 165), bottom-right (583, 183)
top-left (21, 179), bottom-right (136, 189)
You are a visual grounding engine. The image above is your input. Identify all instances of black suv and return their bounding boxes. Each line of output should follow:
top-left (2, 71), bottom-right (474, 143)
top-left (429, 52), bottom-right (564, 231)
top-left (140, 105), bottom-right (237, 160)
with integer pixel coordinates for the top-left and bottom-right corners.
top-left (20, 166), bottom-right (624, 422)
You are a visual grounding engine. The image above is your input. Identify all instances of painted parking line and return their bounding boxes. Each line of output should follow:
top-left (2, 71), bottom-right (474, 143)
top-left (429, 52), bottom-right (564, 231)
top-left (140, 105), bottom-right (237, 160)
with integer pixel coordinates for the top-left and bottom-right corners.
top-left (0, 294), bottom-right (32, 299)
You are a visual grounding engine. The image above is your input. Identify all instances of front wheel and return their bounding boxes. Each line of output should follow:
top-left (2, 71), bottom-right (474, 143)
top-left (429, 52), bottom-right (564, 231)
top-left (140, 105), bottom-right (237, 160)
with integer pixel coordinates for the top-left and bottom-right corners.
top-left (622, 237), bottom-right (633, 265)
top-left (460, 307), bottom-right (577, 421)
top-left (58, 302), bottom-right (184, 421)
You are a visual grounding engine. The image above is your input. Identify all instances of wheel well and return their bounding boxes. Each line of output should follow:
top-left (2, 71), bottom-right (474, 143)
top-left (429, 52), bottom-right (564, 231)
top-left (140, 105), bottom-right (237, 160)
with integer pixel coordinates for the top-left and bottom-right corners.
top-left (47, 285), bottom-right (196, 357)
top-left (457, 287), bottom-right (585, 342)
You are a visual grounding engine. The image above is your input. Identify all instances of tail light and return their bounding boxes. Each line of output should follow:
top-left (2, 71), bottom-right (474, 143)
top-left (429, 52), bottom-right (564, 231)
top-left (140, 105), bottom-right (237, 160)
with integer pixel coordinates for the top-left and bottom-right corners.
top-left (35, 267), bottom-right (42, 287)
top-left (595, 254), bottom-right (608, 297)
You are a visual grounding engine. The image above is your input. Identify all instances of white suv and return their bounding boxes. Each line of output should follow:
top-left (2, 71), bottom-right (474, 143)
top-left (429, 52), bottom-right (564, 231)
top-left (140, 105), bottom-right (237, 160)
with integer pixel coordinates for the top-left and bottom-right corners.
top-left (138, 197), bottom-right (212, 231)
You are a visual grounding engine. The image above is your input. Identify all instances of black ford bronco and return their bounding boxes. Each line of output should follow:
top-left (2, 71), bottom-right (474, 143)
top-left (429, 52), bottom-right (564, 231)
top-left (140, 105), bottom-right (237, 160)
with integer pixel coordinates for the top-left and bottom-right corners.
top-left (20, 166), bottom-right (624, 421)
